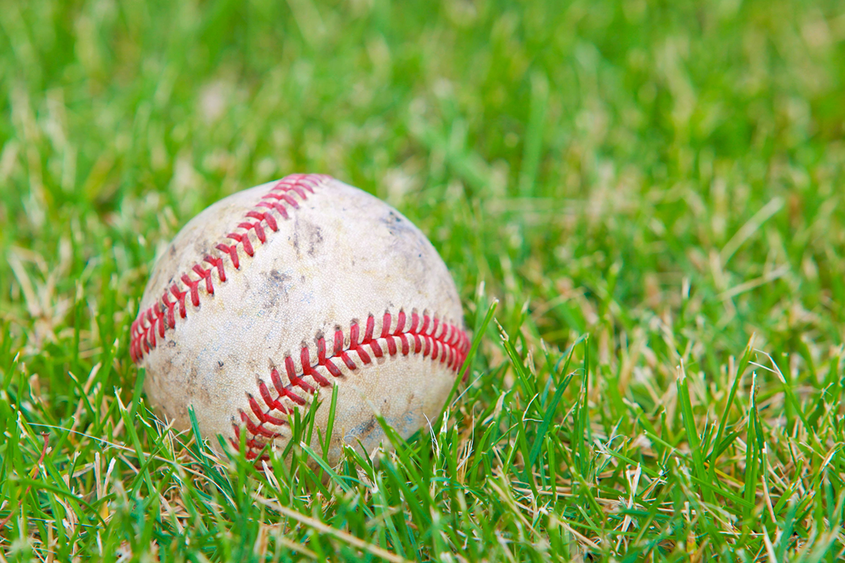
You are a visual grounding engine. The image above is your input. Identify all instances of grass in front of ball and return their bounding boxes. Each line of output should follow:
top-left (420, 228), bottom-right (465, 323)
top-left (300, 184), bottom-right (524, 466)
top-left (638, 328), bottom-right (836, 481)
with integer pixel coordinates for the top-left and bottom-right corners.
top-left (2, 0), bottom-right (845, 561)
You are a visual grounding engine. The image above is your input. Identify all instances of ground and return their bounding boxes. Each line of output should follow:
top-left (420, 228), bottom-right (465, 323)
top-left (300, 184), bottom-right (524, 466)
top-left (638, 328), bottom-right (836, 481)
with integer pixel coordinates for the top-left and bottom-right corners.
top-left (1, 0), bottom-right (845, 561)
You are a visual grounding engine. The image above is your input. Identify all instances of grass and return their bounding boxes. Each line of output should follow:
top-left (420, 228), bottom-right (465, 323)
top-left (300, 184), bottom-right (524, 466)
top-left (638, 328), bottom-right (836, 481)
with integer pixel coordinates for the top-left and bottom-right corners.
top-left (1, 0), bottom-right (845, 560)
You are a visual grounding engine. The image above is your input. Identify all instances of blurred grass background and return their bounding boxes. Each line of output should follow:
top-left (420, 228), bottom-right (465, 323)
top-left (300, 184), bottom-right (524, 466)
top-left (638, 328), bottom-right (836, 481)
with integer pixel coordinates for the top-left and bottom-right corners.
top-left (2, 0), bottom-right (845, 560)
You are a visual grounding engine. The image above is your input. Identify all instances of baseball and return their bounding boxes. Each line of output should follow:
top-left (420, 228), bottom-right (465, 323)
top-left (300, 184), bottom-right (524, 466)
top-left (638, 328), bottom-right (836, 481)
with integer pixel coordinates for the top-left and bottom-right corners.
top-left (130, 174), bottom-right (469, 464)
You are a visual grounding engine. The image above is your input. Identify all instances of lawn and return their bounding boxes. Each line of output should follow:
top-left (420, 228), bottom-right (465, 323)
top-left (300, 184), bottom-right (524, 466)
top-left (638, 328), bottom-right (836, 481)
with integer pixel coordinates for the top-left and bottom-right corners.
top-left (2, 0), bottom-right (845, 560)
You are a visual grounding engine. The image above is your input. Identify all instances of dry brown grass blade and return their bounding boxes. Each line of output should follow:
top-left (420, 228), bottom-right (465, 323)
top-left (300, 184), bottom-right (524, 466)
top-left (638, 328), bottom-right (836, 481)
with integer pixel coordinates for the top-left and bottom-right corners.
top-left (253, 495), bottom-right (410, 563)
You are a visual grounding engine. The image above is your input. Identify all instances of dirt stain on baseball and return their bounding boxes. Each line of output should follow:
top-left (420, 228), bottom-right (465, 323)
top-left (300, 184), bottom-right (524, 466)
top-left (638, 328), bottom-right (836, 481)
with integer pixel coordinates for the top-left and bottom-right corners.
top-left (187, 365), bottom-right (198, 399)
top-left (263, 269), bottom-right (291, 309)
top-left (382, 210), bottom-right (409, 237)
top-left (292, 217), bottom-right (324, 258)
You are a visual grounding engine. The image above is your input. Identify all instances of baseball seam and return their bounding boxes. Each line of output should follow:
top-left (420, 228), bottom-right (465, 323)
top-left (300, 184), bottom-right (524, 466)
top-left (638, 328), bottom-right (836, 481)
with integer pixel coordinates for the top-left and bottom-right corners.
top-left (129, 173), bottom-right (332, 362)
top-left (233, 310), bottom-right (469, 460)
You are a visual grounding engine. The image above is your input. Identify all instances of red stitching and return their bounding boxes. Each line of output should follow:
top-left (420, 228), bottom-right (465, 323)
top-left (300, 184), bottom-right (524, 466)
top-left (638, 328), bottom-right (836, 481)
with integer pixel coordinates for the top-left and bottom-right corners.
top-left (286, 356), bottom-right (316, 393)
top-left (226, 232), bottom-right (253, 257)
top-left (270, 367), bottom-right (307, 406)
top-left (192, 265), bottom-right (214, 295)
top-left (170, 284), bottom-right (188, 319)
top-left (239, 221), bottom-right (266, 243)
top-left (204, 256), bottom-right (226, 283)
top-left (216, 242), bottom-right (241, 268)
top-left (154, 307), bottom-right (166, 338)
top-left (262, 191), bottom-right (300, 208)
top-left (256, 201), bottom-right (289, 220)
top-left (247, 211), bottom-right (277, 232)
top-left (232, 425), bottom-right (268, 452)
top-left (181, 274), bottom-right (201, 307)
top-left (162, 292), bottom-right (176, 329)
top-left (235, 310), bottom-right (470, 461)
top-left (301, 347), bottom-right (331, 387)
top-left (129, 174), bottom-right (330, 363)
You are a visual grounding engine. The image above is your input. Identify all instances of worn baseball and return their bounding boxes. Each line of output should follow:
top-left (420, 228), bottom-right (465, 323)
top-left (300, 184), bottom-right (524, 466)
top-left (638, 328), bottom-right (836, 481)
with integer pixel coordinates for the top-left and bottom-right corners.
top-left (130, 174), bottom-right (469, 463)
